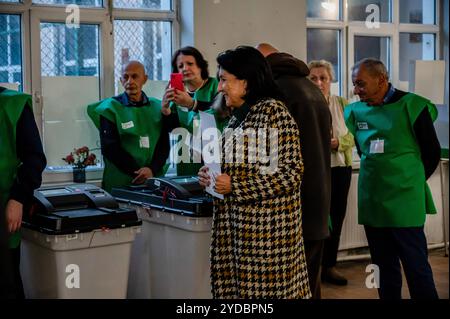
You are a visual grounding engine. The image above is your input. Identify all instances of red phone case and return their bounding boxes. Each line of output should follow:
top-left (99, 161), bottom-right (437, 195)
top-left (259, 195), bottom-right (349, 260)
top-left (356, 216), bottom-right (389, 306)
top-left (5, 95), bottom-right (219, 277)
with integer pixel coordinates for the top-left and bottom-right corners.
top-left (170, 73), bottom-right (184, 91)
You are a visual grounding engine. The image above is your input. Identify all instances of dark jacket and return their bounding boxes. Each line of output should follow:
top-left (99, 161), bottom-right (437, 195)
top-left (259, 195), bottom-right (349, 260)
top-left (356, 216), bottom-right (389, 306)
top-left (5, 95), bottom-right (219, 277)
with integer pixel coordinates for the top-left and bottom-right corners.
top-left (267, 52), bottom-right (331, 241)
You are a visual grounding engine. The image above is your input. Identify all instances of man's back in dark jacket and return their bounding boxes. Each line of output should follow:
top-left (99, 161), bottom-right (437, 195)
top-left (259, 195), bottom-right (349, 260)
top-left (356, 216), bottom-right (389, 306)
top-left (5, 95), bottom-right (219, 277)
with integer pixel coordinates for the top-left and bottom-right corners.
top-left (266, 52), bottom-right (331, 241)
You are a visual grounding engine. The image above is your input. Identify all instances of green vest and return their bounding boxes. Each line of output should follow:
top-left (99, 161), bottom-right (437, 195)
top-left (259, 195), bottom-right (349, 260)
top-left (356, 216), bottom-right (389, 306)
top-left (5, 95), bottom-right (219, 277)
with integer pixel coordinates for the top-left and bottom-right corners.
top-left (171, 77), bottom-right (219, 176)
top-left (87, 97), bottom-right (165, 193)
top-left (0, 89), bottom-right (32, 248)
top-left (345, 93), bottom-right (438, 227)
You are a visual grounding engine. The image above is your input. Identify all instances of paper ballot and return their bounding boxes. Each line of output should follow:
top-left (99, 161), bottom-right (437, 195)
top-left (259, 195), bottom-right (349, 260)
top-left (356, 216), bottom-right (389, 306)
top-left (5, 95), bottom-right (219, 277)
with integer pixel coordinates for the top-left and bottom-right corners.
top-left (198, 111), bottom-right (224, 199)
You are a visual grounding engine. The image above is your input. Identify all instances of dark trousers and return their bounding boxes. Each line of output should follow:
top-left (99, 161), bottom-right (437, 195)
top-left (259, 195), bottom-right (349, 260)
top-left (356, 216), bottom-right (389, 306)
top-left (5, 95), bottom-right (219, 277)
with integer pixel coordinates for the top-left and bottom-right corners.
top-left (304, 239), bottom-right (324, 299)
top-left (10, 246), bottom-right (25, 299)
top-left (322, 166), bottom-right (352, 268)
top-left (0, 222), bottom-right (15, 299)
top-left (364, 226), bottom-right (439, 299)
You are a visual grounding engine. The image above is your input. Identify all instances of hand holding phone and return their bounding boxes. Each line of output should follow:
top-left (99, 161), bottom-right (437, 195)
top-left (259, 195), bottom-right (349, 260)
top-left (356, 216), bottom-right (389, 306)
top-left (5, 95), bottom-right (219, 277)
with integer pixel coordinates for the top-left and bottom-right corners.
top-left (170, 73), bottom-right (184, 91)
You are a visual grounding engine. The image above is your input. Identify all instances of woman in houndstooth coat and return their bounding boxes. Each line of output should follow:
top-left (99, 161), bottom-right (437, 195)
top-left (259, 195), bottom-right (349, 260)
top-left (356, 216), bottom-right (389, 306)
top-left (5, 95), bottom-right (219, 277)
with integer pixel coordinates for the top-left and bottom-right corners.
top-left (198, 46), bottom-right (311, 299)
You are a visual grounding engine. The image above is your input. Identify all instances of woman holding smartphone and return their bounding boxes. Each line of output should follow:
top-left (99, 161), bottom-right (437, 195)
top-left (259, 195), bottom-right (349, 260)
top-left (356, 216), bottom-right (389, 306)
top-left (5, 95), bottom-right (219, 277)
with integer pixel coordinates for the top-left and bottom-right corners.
top-left (161, 46), bottom-right (225, 176)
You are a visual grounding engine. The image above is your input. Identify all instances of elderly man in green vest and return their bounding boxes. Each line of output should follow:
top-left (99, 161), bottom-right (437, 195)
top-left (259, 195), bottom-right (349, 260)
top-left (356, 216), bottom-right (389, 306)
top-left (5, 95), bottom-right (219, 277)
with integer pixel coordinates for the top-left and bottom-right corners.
top-left (87, 61), bottom-right (169, 193)
top-left (345, 58), bottom-right (441, 299)
top-left (0, 86), bottom-right (47, 298)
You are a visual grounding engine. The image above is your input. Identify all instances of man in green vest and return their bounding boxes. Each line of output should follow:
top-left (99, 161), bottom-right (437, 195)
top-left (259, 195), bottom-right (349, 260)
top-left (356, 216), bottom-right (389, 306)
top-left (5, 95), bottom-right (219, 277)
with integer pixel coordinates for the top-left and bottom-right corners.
top-left (87, 61), bottom-right (169, 193)
top-left (0, 86), bottom-right (47, 298)
top-left (345, 58), bottom-right (441, 299)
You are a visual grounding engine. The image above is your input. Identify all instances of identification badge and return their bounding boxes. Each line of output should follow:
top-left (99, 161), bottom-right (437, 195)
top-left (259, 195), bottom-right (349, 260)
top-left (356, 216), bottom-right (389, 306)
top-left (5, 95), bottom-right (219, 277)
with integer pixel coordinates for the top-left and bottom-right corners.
top-left (121, 121), bottom-right (134, 129)
top-left (357, 122), bottom-right (369, 130)
top-left (370, 139), bottom-right (385, 154)
top-left (139, 136), bottom-right (150, 149)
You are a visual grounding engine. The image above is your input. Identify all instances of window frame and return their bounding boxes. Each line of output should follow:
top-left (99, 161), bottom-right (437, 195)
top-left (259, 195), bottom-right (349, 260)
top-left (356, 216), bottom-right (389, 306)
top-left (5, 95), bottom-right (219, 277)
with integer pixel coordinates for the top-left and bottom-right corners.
top-left (307, 0), bottom-right (441, 99)
top-left (0, 0), bottom-right (180, 184)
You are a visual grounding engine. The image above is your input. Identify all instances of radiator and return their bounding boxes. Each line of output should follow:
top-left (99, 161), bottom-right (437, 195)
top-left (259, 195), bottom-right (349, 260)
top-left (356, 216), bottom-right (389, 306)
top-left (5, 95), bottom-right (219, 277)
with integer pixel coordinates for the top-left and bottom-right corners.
top-left (338, 165), bottom-right (446, 251)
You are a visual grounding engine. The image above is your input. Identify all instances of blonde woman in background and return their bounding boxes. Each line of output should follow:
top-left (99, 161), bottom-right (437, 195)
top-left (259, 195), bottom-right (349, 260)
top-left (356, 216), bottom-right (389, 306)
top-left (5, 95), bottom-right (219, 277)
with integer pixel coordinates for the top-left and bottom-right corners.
top-left (308, 60), bottom-right (354, 286)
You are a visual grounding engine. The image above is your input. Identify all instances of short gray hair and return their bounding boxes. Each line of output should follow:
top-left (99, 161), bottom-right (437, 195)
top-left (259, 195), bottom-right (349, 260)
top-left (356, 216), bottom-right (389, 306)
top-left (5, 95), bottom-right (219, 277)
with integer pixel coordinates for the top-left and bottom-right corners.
top-left (352, 58), bottom-right (389, 81)
top-left (308, 59), bottom-right (335, 81)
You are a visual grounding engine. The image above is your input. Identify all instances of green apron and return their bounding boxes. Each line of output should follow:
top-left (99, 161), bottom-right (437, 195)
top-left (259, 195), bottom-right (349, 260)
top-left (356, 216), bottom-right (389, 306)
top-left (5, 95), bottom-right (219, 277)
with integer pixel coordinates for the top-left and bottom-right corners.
top-left (0, 89), bottom-right (32, 248)
top-left (171, 77), bottom-right (218, 176)
top-left (345, 93), bottom-right (438, 227)
top-left (87, 97), bottom-right (165, 193)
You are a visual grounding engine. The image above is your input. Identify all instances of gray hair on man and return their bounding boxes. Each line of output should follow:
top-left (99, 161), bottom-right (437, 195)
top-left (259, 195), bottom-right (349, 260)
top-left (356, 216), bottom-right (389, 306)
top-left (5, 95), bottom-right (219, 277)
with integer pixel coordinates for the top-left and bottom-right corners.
top-left (352, 58), bottom-right (389, 81)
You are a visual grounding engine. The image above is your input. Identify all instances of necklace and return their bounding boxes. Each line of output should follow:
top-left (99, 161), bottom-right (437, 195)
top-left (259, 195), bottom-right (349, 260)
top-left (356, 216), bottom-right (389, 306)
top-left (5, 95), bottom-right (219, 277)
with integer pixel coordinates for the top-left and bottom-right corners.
top-left (186, 79), bottom-right (206, 94)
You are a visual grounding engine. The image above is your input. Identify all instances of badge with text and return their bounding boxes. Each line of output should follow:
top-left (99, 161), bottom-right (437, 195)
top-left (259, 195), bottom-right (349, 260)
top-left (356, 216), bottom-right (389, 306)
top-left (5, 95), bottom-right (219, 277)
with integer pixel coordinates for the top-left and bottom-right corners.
top-left (139, 136), bottom-right (150, 149)
top-left (121, 121), bottom-right (134, 130)
top-left (357, 122), bottom-right (369, 130)
top-left (369, 139), bottom-right (385, 154)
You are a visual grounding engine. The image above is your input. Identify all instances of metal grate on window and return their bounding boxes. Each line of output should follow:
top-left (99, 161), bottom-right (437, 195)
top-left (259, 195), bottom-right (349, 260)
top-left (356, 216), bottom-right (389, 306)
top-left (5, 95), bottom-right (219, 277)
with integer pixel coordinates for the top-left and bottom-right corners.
top-left (113, 0), bottom-right (171, 10)
top-left (114, 19), bottom-right (172, 94)
top-left (33, 0), bottom-right (102, 6)
top-left (0, 14), bottom-right (23, 90)
top-left (40, 23), bottom-right (99, 76)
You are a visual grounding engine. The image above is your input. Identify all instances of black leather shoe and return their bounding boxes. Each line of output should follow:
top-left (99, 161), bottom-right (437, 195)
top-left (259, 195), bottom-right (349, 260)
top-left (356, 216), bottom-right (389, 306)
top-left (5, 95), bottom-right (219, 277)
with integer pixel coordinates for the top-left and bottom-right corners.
top-left (322, 267), bottom-right (348, 285)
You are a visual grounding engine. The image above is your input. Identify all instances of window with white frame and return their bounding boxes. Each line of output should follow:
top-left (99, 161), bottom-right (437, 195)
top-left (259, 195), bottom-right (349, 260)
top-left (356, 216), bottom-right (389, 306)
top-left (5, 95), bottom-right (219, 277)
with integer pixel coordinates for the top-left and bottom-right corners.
top-left (0, 13), bottom-right (22, 90)
top-left (0, 0), bottom-right (178, 182)
top-left (307, 0), bottom-right (440, 99)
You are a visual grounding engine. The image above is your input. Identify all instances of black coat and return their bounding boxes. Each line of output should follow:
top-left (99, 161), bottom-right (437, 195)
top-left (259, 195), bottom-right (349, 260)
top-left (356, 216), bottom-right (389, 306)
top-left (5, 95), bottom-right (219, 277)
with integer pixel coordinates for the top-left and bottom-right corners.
top-left (267, 53), bottom-right (331, 241)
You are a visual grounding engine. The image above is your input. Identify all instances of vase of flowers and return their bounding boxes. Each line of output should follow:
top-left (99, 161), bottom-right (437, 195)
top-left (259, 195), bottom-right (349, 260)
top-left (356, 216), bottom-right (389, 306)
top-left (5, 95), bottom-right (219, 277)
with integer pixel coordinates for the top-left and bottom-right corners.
top-left (62, 146), bottom-right (99, 183)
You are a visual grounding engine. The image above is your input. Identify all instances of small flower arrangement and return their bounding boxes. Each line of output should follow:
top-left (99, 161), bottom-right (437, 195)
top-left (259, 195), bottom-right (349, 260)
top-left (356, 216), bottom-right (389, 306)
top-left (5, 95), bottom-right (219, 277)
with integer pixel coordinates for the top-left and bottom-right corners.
top-left (62, 146), bottom-right (99, 168)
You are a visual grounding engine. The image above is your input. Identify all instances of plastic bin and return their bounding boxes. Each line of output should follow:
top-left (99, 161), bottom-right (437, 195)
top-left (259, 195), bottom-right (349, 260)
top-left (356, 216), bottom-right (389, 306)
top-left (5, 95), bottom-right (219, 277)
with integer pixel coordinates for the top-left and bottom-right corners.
top-left (21, 226), bottom-right (140, 299)
top-left (112, 182), bottom-right (213, 299)
top-left (125, 205), bottom-right (212, 299)
top-left (20, 184), bottom-right (141, 299)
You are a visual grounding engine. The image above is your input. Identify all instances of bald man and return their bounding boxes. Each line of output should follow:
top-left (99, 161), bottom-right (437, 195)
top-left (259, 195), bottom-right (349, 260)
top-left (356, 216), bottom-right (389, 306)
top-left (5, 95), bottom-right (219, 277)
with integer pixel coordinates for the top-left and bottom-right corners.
top-left (87, 61), bottom-right (169, 192)
top-left (257, 43), bottom-right (331, 299)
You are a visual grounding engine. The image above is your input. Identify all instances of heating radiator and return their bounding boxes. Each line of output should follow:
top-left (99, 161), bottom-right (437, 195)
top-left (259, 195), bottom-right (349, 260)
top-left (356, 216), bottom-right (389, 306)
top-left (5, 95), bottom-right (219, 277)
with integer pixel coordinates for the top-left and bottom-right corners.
top-left (338, 164), bottom-right (447, 251)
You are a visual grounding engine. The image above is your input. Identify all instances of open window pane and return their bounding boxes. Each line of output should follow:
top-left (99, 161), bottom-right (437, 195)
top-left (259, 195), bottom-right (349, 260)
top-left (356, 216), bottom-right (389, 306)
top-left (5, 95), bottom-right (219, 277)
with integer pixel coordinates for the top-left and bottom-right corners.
top-left (0, 14), bottom-right (23, 91)
top-left (113, 0), bottom-right (171, 10)
top-left (399, 0), bottom-right (435, 24)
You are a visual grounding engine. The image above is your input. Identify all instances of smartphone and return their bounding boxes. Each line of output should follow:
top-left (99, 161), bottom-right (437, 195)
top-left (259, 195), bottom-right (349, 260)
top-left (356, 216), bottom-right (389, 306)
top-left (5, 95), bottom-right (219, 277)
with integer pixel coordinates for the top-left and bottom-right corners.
top-left (170, 73), bottom-right (184, 91)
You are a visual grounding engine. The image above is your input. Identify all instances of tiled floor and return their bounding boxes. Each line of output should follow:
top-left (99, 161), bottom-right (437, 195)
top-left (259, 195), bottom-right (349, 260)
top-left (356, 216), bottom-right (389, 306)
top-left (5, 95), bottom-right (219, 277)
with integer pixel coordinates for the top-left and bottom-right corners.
top-left (321, 248), bottom-right (449, 299)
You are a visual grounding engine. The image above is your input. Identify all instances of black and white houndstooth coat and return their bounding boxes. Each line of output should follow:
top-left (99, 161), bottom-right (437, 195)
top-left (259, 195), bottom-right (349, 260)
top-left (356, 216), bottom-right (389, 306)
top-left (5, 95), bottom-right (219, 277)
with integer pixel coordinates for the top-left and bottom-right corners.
top-left (210, 98), bottom-right (311, 299)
